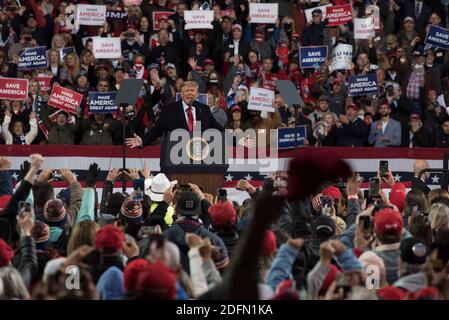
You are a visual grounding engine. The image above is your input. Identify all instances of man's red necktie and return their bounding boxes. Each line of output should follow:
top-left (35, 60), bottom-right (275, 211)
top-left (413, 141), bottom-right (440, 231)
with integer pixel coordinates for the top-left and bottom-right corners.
top-left (187, 106), bottom-right (194, 132)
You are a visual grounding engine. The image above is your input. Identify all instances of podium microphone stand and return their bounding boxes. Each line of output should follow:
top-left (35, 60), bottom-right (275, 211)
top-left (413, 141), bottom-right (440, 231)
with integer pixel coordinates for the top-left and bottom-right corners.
top-left (114, 79), bottom-right (145, 193)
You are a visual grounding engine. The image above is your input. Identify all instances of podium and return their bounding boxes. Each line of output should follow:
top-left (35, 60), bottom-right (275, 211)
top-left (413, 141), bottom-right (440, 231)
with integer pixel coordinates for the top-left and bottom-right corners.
top-left (160, 131), bottom-right (229, 195)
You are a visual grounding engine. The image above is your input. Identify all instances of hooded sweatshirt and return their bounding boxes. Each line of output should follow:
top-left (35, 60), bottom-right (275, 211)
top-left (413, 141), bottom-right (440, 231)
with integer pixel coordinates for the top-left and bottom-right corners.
top-left (96, 266), bottom-right (125, 300)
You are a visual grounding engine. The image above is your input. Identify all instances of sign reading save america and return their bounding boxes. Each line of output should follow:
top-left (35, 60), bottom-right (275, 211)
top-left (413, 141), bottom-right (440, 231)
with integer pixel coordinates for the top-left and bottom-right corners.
top-left (92, 37), bottom-right (121, 59)
top-left (299, 46), bottom-right (328, 69)
top-left (425, 25), bottom-right (449, 50)
top-left (326, 4), bottom-right (352, 26)
top-left (184, 10), bottom-right (214, 29)
top-left (0, 78), bottom-right (29, 101)
top-left (48, 85), bottom-right (84, 114)
top-left (249, 3), bottom-right (278, 24)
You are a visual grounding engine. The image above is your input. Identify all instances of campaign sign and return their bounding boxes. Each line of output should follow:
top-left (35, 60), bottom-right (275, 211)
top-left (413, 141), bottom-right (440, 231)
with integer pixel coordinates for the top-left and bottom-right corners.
top-left (277, 126), bottom-right (307, 149)
top-left (89, 91), bottom-right (118, 114)
top-left (425, 25), bottom-right (449, 50)
top-left (106, 9), bottom-right (128, 20)
top-left (18, 47), bottom-right (47, 70)
top-left (299, 46), bottom-right (328, 69)
top-left (249, 3), bottom-right (278, 24)
top-left (0, 78), bottom-right (29, 101)
top-left (348, 74), bottom-right (378, 96)
top-left (35, 76), bottom-right (53, 96)
top-left (175, 92), bottom-right (208, 105)
top-left (326, 4), bottom-right (352, 27)
top-left (92, 37), bottom-right (121, 59)
top-left (152, 11), bottom-right (175, 30)
top-left (76, 4), bottom-right (106, 26)
top-left (184, 10), bottom-right (214, 29)
top-left (48, 85), bottom-right (83, 114)
top-left (60, 47), bottom-right (76, 61)
top-left (354, 17), bottom-right (375, 39)
top-left (329, 44), bottom-right (353, 72)
top-left (304, 4), bottom-right (332, 23)
top-left (248, 87), bottom-right (275, 114)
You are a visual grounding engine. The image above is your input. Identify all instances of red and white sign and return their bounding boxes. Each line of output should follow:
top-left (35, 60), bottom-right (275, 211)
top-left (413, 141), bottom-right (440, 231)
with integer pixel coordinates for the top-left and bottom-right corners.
top-left (76, 4), bottom-right (106, 26)
top-left (248, 87), bottom-right (275, 116)
top-left (152, 11), bottom-right (175, 31)
top-left (48, 85), bottom-right (83, 115)
top-left (123, 0), bottom-right (143, 6)
top-left (326, 4), bottom-right (352, 27)
top-left (354, 17), bottom-right (375, 39)
top-left (35, 76), bottom-right (53, 96)
top-left (0, 78), bottom-right (29, 101)
top-left (184, 10), bottom-right (214, 30)
top-left (92, 37), bottom-right (121, 59)
top-left (249, 3), bottom-right (278, 24)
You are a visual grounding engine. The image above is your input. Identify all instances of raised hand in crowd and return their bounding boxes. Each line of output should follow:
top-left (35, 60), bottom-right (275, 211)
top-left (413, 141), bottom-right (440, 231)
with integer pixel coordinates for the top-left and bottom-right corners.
top-left (60, 168), bottom-right (77, 185)
top-left (106, 168), bottom-right (121, 182)
top-left (86, 163), bottom-right (100, 188)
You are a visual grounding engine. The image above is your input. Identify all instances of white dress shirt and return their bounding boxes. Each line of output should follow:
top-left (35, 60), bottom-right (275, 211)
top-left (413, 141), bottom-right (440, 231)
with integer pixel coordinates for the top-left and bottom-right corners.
top-left (233, 39), bottom-right (239, 56)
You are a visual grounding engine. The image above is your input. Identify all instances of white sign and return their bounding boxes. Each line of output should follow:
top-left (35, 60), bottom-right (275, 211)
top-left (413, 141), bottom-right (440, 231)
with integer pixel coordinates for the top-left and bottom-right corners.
top-left (365, 5), bottom-right (380, 30)
top-left (354, 17), bottom-right (375, 40)
top-left (184, 10), bottom-right (214, 29)
top-left (329, 44), bottom-right (353, 72)
top-left (249, 3), bottom-right (278, 24)
top-left (248, 87), bottom-right (275, 117)
top-left (92, 37), bottom-right (121, 59)
top-left (76, 4), bottom-right (106, 26)
top-left (123, 0), bottom-right (143, 6)
top-left (304, 4), bottom-right (332, 23)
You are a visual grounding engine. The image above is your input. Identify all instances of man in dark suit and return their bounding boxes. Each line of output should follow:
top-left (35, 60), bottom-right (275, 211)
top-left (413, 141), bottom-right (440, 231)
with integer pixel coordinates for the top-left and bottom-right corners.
top-left (221, 23), bottom-right (251, 65)
top-left (411, 159), bottom-right (431, 195)
top-left (126, 80), bottom-right (224, 149)
top-left (402, 0), bottom-right (432, 34)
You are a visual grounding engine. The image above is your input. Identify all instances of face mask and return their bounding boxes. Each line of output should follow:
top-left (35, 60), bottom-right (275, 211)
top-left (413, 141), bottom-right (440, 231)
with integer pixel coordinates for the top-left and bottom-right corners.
top-left (127, 40), bottom-right (136, 45)
top-left (284, 23), bottom-right (292, 30)
top-left (209, 79), bottom-right (218, 84)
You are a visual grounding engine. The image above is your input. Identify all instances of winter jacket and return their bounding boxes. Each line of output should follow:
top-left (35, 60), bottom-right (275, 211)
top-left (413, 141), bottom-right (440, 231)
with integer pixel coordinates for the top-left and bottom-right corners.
top-left (332, 118), bottom-right (369, 147)
top-left (0, 171), bottom-right (13, 196)
top-left (12, 236), bottom-right (38, 288)
top-left (434, 128), bottom-right (449, 148)
top-left (266, 243), bottom-right (300, 291)
top-left (40, 106), bottom-right (78, 145)
top-left (374, 243), bottom-right (400, 285)
top-left (393, 272), bottom-right (428, 293)
top-left (1, 115), bottom-right (38, 145)
top-left (96, 266), bottom-right (125, 300)
top-left (164, 217), bottom-right (229, 274)
top-left (80, 118), bottom-right (114, 145)
top-left (0, 180), bottom-right (32, 243)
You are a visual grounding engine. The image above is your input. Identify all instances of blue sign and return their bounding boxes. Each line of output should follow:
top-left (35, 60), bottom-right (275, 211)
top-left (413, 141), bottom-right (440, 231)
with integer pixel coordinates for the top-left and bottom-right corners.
top-left (299, 46), bottom-right (328, 69)
top-left (88, 91), bottom-right (118, 114)
top-left (348, 74), bottom-right (378, 96)
top-left (277, 126), bottom-right (307, 149)
top-left (60, 47), bottom-right (76, 61)
top-left (425, 25), bottom-right (449, 50)
top-left (175, 93), bottom-right (208, 105)
top-left (18, 46), bottom-right (47, 70)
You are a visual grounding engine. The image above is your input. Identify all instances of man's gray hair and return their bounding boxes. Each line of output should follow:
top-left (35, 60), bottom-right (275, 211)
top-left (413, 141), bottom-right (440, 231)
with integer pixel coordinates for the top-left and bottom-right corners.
top-left (181, 80), bottom-right (199, 89)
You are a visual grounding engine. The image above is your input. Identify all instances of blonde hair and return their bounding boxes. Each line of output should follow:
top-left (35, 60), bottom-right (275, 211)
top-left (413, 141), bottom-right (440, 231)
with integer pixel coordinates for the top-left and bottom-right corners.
top-left (428, 189), bottom-right (449, 206)
top-left (48, 48), bottom-right (61, 66)
top-left (51, 34), bottom-right (66, 50)
top-left (281, 16), bottom-right (295, 29)
top-left (428, 203), bottom-right (449, 232)
top-left (64, 52), bottom-right (81, 81)
top-left (66, 221), bottom-right (100, 255)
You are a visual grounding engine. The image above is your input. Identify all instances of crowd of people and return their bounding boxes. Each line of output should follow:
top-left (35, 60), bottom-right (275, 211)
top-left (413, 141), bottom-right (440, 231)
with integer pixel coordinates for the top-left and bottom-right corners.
top-left (0, 0), bottom-right (448, 147)
top-left (0, 152), bottom-right (449, 300)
